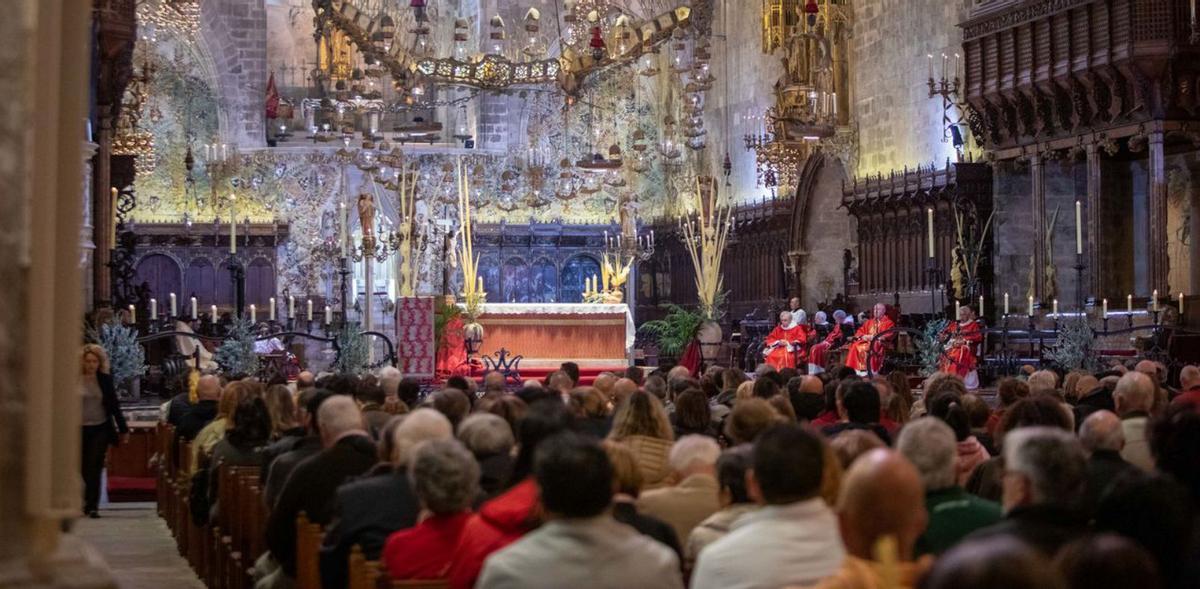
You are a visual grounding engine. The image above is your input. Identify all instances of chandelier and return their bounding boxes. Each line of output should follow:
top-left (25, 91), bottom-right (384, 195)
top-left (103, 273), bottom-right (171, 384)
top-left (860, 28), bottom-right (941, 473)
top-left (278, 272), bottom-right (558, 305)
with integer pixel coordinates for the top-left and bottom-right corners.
top-left (114, 27), bottom-right (158, 176)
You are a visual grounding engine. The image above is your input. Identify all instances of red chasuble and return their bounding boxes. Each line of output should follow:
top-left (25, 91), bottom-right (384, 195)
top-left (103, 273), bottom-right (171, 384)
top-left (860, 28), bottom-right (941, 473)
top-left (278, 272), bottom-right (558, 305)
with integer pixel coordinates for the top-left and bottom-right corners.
top-left (763, 324), bottom-right (809, 370)
top-left (844, 316), bottom-right (896, 373)
top-left (939, 320), bottom-right (983, 377)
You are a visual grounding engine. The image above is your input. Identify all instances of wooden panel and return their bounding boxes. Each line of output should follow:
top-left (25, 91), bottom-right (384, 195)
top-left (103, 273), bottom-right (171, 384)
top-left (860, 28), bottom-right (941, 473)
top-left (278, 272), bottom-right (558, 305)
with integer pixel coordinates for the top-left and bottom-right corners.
top-left (107, 424), bottom-right (155, 479)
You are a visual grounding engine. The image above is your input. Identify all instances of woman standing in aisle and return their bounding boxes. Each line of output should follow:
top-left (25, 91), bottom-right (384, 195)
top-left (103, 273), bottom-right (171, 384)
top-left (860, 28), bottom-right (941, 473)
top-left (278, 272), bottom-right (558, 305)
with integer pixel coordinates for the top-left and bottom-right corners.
top-left (80, 344), bottom-right (128, 518)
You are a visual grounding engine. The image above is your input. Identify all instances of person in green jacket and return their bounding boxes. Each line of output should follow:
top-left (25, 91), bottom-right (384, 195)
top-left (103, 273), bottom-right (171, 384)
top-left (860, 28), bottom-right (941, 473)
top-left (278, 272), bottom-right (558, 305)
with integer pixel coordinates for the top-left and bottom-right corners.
top-left (897, 417), bottom-right (1003, 555)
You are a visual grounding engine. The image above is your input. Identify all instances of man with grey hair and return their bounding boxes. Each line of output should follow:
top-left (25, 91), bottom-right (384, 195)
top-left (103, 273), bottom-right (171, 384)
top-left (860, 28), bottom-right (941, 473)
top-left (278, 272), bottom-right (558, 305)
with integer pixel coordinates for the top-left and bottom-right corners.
top-left (482, 371), bottom-right (507, 396)
top-left (1077, 410), bottom-right (1136, 515)
top-left (638, 435), bottom-right (722, 545)
top-left (1113, 370), bottom-right (1155, 471)
top-left (457, 412), bottom-right (515, 497)
top-left (897, 418), bottom-right (1001, 555)
top-left (967, 426), bottom-right (1088, 556)
top-left (320, 408), bottom-right (452, 589)
top-left (1027, 369), bottom-right (1058, 396)
top-left (377, 365), bottom-right (402, 403)
top-left (382, 439), bottom-right (480, 580)
top-left (1171, 363), bottom-right (1200, 407)
top-left (268, 396), bottom-right (378, 583)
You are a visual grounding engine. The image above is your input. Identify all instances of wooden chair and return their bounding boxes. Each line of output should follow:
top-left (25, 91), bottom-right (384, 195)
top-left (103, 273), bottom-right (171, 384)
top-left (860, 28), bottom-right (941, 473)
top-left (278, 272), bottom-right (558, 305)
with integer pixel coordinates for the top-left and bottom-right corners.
top-left (295, 512), bottom-right (324, 589)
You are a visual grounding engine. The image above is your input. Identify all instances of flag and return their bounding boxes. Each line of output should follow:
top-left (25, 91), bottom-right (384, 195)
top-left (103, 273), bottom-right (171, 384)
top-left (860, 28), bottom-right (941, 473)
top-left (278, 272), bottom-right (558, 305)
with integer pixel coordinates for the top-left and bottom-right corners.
top-left (265, 72), bottom-right (280, 119)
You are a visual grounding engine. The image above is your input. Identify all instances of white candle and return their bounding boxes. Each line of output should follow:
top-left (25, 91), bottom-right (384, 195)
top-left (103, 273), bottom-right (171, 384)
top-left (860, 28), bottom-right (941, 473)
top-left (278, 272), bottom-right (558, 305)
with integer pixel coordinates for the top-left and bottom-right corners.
top-left (1004, 292), bottom-right (1010, 315)
top-left (250, 304), bottom-right (257, 323)
top-left (289, 295), bottom-right (296, 318)
top-left (1180, 292), bottom-right (1185, 315)
top-left (1028, 296), bottom-right (1035, 316)
top-left (150, 298), bottom-right (157, 320)
top-left (1053, 299), bottom-right (1059, 316)
top-left (1075, 201), bottom-right (1083, 255)
top-left (1102, 298), bottom-right (1108, 318)
top-left (927, 208), bottom-right (935, 258)
top-left (129, 304), bottom-right (137, 323)
top-left (955, 300), bottom-right (960, 317)
top-left (1127, 294), bottom-right (1133, 313)
top-left (307, 299), bottom-right (314, 321)
top-left (650, 230), bottom-right (655, 245)
top-left (211, 305), bottom-right (218, 324)
top-left (191, 297), bottom-right (198, 320)
top-left (269, 297), bottom-right (276, 321)
top-left (979, 295), bottom-right (985, 317)
top-left (230, 208), bottom-right (237, 254)
top-left (927, 53), bottom-right (933, 79)
top-left (339, 202), bottom-right (348, 256)
top-left (477, 277), bottom-right (484, 292)
top-left (169, 293), bottom-right (177, 316)
top-left (325, 305), bottom-right (332, 325)
top-left (1153, 290), bottom-right (1159, 311)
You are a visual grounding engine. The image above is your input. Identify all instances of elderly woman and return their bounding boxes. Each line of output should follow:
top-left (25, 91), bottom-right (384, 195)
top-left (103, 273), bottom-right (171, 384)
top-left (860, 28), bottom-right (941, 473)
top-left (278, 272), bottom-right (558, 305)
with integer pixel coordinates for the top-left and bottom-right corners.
top-left (382, 439), bottom-right (480, 580)
top-left (607, 391), bottom-right (676, 490)
top-left (457, 413), bottom-right (515, 498)
top-left (80, 344), bottom-right (129, 517)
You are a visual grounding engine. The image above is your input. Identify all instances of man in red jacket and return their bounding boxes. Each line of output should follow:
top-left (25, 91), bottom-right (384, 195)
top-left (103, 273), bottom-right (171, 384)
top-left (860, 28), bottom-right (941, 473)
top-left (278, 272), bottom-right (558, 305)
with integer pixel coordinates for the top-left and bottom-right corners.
top-left (845, 303), bottom-right (896, 376)
top-left (940, 305), bottom-right (984, 390)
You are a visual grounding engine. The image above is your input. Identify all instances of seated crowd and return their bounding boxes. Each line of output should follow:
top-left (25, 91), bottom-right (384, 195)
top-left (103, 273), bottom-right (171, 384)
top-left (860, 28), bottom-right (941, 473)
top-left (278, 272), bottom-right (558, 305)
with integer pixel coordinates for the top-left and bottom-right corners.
top-left (160, 357), bottom-right (1200, 589)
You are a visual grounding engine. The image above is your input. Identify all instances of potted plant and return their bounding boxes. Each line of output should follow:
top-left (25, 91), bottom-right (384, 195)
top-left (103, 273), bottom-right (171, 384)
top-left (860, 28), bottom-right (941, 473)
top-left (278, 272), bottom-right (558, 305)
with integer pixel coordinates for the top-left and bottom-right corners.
top-left (680, 176), bottom-right (732, 363)
top-left (89, 319), bottom-right (147, 400)
top-left (640, 304), bottom-right (706, 361)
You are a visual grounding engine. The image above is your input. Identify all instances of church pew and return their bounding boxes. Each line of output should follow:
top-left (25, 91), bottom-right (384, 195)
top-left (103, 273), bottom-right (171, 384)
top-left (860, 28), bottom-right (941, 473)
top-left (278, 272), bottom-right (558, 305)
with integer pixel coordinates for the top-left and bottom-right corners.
top-left (347, 547), bottom-right (450, 589)
top-left (175, 440), bottom-right (194, 557)
top-left (296, 512), bottom-right (324, 589)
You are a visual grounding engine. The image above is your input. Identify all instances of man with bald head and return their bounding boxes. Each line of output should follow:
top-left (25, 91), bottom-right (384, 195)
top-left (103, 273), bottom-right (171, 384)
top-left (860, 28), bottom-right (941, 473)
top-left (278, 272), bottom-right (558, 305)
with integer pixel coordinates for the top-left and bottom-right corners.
top-left (810, 449), bottom-right (931, 588)
top-left (1077, 410), bottom-right (1136, 515)
top-left (611, 377), bottom-right (639, 406)
top-left (482, 371), bottom-right (507, 396)
top-left (1172, 364), bottom-right (1200, 407)
top-left (1113, 371), bottom-right (1155, 471)
top-left (175, 374), bottom-right (223, 440)
top-left (1134, 359), bottom-right (1170, 412)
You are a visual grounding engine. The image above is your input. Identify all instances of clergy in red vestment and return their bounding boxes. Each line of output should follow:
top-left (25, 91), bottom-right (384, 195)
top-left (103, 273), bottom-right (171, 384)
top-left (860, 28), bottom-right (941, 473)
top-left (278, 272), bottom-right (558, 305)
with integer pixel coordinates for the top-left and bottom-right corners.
top-left (763, 311), bottom-right (808, 371)
top-left (808, 310), bottom-right (849, 374)
top-left (940, 305), bottom-right (984, 389)
top-left (845, 303), bottom-right (896, 375)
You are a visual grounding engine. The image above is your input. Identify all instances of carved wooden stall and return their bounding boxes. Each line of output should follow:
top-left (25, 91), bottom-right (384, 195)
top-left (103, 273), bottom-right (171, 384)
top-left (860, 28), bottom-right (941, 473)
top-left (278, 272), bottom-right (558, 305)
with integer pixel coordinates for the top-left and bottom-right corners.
top-left (841, 162), bottom-right (994, 316)
top-left (470, 224), bottom-right (605, 304)
top-left (961, 0), bottom-right (1200, 301)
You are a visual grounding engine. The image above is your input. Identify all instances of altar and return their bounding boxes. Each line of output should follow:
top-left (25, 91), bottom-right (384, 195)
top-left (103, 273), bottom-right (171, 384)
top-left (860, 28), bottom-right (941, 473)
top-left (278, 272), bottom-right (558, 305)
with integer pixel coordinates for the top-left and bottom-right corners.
top-left (476, 303), bottom-right (634, 368)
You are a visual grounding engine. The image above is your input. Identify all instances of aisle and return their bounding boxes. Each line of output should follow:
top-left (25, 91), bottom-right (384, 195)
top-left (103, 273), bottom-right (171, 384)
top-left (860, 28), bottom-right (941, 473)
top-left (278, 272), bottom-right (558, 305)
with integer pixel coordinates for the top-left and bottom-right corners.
top-left (72, 504), bottom-right (207, 589)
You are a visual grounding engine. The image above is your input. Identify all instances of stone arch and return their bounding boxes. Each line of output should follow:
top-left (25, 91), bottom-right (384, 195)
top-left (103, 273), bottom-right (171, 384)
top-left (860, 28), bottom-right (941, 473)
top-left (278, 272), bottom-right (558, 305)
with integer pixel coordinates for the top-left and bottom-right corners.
top-left (199, 0), bottom-right (267, 147)
top-left (789, 153), bottom-right (853, 309)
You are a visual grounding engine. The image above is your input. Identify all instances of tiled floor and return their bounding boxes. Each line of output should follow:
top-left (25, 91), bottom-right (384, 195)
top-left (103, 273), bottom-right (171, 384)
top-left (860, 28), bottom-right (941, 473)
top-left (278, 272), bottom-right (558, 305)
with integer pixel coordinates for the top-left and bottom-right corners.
top-left (72, 504), bottom-right (206, 589)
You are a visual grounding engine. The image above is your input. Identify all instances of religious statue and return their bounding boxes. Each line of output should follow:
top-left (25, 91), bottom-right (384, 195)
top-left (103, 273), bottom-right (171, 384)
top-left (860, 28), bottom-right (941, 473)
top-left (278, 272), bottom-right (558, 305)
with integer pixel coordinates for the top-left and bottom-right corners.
top-left (357, 193), bottom-right (376, 237)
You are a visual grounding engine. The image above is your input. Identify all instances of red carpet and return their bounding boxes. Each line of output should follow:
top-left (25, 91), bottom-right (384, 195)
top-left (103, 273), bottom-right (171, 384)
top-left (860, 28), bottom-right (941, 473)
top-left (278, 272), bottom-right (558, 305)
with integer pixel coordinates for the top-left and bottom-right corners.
top-left (473, 365), bottom-right (630, 386)
top-left (107, 475), bottom-right (157, 503)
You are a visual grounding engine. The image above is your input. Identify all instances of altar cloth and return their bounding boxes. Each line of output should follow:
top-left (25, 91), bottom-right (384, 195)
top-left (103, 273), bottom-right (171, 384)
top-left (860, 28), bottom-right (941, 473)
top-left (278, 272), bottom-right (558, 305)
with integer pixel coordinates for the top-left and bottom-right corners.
top-left (475, 303), bottom-right (634, 367)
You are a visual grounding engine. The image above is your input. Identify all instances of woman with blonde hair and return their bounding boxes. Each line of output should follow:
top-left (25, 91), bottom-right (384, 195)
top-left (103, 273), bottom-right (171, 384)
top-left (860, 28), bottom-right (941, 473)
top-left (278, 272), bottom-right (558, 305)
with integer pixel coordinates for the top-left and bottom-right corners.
top-left (191, 379), bottom-right (262, 472)
top-left (607, 391), bottom-right (675, 489)
top-left (80, 344), bottom-right (129, 517)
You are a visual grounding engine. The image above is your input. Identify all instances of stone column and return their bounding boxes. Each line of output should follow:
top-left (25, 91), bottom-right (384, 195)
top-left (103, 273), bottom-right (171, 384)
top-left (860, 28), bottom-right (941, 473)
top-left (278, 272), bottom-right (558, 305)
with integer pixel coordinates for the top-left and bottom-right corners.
top-left (1148, 130), bottom-right (1169, 294)
top-left (1031, 153), bottom-right (1046, 300)
top-left (93, 110), bottom-right (113, 307)
top-left (1191, 167), bottom-right (1200, 294)
top-left (81, 141), bottom-right (98, 312)
top-left (1085, 143), bottom-right (1103, 299)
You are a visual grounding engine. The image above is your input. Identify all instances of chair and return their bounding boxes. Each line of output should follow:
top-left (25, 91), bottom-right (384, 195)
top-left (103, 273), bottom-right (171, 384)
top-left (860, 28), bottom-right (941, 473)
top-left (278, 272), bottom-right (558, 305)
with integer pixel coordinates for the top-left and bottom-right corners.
top-left (295, 512), bottom-right (324, 589)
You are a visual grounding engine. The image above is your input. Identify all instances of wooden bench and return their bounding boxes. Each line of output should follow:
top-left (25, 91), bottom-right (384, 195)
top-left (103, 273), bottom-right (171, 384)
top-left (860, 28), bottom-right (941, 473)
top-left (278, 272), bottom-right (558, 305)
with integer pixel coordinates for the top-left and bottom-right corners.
top-left (347, 545), bottom-right (450, 589)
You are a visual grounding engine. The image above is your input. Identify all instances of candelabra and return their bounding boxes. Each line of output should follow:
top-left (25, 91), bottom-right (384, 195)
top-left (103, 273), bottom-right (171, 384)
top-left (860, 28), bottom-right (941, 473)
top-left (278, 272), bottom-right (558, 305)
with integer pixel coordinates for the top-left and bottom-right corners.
top-left (203, 142), bottom-right (241, 197)
top-left (927, 52), bottom-right (967, 149)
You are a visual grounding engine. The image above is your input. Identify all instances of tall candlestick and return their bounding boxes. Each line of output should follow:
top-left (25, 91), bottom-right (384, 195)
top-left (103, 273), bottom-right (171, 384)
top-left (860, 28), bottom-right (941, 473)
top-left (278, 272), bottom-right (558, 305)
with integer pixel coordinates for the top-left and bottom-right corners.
top-left (269, 298), bottom-right (276, 321)
top-left (211, 305), bottom-right (218, 324)
top-left (927, 208), bottom-right (935, 258)
top-left (1102, 298), bottom-right (1108, 318)
top-left (1153, 290), bottom-right (1159, 311)
top-left (325, 305), bottom-right (332, 325)
top-left (979, 295), bottom-right (984, 317)
top-left (1004, 292), bottom-right (1010, 315)
top-left (289, 295), bottom-right (295, 318)
top-left (1029, 296), bottom-right (1035, 316)
top-left (307, 299), bottom-right (314, 321)
top-left (169, 293), bottom-right (177, 316)
top-left (191, 297), bottom-right (198, 320)
top-left (150, 299), bottom-right (157, 321)
top-left (250, 304), bottom-right (257, 323)
top-left (1074, 201), bottom-right (1083, 255)
top-left (1053, 299), bottom-right (1059, 316)
top-left (1127, 294), bottom-right (1133, 313)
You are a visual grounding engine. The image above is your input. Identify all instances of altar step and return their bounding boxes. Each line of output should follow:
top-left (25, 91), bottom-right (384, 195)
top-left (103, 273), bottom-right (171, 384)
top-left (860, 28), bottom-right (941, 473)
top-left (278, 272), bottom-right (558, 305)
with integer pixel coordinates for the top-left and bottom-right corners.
top-left (474, 363), bottom-right (630, 387)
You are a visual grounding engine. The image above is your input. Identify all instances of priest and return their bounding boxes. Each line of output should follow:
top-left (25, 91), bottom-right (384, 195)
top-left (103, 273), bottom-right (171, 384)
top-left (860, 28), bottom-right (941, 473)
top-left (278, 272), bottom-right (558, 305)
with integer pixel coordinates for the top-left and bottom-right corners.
top-left (845, 303), bottom-right (896, 376)
top-left (939, 304), bottom-right (984, 389)
top-left (763, 310), bottom-right (808, 371)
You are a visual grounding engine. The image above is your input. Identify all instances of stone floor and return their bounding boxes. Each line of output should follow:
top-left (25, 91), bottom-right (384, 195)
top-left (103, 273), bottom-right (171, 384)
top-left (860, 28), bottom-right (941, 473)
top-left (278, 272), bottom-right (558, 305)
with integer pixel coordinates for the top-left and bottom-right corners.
top-left (71, 503), bottom-right (206, 589)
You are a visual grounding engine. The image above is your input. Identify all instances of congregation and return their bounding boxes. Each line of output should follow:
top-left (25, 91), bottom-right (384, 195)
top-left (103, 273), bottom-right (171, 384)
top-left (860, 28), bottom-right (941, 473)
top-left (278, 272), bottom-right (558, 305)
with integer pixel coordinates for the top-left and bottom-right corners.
top-left (130, 342), bottom-right (1200, 589)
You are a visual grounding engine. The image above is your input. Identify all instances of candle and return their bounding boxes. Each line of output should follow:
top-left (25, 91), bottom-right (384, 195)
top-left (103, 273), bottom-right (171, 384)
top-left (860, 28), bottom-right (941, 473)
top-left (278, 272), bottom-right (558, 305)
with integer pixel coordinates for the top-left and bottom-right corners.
top-left (955, 300), bottom-right (960, 316)
top-left (954, 53), bottom-right (960, 80)
top-left (270, 298), bottom-right (277, 321)
top-left (1127, 294), bottom-right (1133, 313)
top-left (1028, 296), bottom-right (1035, 316)
top-left (129, 304), bottom-right (137, 324)
top-left (941, 53), bottom-right (947, 80)
top-left (926, 208), bottom-right (935, 258)
top-left (650, 230), bottom-right (655, 245)
top-left (307, 300), bottom-right (314, 321)
top-left (150, 298), bottom-right (157, 321)
top-left (1153, 290), bottom-right (1159, 311)
top-left (927, 53), bottom-right (933, 79)
top-left (1102, 298), bottom-right (1108, 318)
top-left (1075, 201), bottom-right (1083, 255)
top-left (1053, 299), bottom-right (1059, 316)
top-left (169, 293), bottom-right (177, 316)
top-left (191, 297), bottom-right (198, 320)
top-left (325, 305), bottom-right (332, 325)
top-left (1004, 292), bottom-right (1010, 315)
top-left (339, 202), bottom-right (348, 256)
top-left (979, 295), bottom-right (985, 317)
top-left (211, 305), bottom-right (218, 324)
top-left (289, 295), bottom-right (295, 318)
top-left (250, 304), bottom-right (257, 323)
top-left (593, 273), bottom-right (599, 291)
top-left (230, 206), bottom-right (238, 254)
top-left (1180, 292), bottom-right (1185, 315)
top-left (477, 277), bottom-right (484, 292)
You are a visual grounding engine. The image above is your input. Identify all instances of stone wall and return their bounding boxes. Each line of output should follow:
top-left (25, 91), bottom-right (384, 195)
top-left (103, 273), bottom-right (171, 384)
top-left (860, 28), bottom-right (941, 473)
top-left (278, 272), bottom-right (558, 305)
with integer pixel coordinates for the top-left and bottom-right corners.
top-left (851, 0), bottom-right (975, 178)
top-left (202, 0), bottom-right (268, 147)
top-left (796, 155), bottom-right (853, 309)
